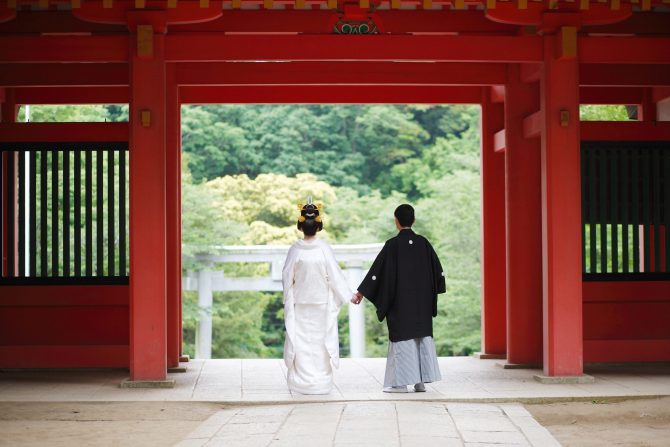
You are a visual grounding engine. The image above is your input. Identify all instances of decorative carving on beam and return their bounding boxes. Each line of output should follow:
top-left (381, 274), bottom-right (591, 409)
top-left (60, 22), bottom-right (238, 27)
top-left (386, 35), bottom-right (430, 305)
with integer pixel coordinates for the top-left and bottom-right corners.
top-left (330, 1), bottom-right (383, 34)
top-left (72, 0), bottom-right (223, 25)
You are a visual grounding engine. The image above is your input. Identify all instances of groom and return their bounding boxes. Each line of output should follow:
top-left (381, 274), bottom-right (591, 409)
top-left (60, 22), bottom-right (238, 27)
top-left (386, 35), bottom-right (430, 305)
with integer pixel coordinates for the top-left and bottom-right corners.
top-left (351, 204), bottom-right (446, 392)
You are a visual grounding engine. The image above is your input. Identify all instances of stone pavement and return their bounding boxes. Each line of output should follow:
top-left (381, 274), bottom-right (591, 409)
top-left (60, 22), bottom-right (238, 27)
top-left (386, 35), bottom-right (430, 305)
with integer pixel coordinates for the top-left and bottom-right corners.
top-left (2, 357), bottom-right (669, 403)
top-left (174, 402), bottom-right (561, 447)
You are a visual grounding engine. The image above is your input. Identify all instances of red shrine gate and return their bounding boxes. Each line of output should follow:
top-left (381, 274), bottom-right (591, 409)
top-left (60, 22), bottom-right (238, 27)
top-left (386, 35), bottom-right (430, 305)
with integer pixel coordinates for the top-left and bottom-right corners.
top-left (0, 0), bottom-right (669, 384)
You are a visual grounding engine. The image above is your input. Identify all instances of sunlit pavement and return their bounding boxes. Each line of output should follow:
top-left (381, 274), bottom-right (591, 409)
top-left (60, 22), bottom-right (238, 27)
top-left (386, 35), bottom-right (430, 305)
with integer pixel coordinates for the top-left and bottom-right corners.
top-left (175, 402), bottom-right (561, 447)
top-left (2, 357), bottom-right (669, 403)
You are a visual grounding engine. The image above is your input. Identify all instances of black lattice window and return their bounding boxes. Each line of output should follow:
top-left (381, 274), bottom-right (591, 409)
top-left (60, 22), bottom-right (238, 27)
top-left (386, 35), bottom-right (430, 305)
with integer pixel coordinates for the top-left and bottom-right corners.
top-left (581, 141), bottom-right (669, 280)
top-left (0, 143), bottom-right (129, 284)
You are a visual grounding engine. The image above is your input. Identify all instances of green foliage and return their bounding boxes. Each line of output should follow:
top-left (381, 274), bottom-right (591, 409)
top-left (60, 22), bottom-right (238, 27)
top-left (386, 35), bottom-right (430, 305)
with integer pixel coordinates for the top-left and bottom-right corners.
top-left (579, 105), bottom-right (631, 121)
top-left (180, 104), bottom-right (483, 359)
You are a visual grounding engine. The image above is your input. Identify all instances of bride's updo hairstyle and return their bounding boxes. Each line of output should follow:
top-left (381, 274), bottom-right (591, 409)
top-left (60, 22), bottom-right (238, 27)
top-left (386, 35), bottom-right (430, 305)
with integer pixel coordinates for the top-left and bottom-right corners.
top-left (297, 197), bottom-right (323, 236)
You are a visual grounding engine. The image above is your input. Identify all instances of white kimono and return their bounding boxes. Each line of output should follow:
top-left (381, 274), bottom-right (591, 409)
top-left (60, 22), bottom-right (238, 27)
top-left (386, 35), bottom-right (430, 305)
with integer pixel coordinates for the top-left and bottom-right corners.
top-left (282, 238), bottom-right (351, 394)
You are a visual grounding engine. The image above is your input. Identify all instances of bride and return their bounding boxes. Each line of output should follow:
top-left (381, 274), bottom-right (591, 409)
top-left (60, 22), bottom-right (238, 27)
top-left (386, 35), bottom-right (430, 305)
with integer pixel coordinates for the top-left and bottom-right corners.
top-left (282, 197), bottom-right (351, 394)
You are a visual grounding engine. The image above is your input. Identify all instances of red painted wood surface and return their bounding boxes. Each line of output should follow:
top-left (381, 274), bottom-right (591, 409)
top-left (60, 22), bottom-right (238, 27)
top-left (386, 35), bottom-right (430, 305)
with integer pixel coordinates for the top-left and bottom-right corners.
top-left (180, 85), bottom-right (483, 105)
top-left (0, 346), bottom-right (129, 368)
top-left (504, 64), bottom-right (543, 366)
top-left (581, 121), bottom-right (670, 141)
top-left (540, 34), bottom-right (583, 377)
top-left (0, 122), bottom-right (129, 142)
top-left (583, 281), bottom-right (670, 362)
top-left (13, 87), bottom-right (130, 105)
top-left (128, 27), bottom-right (168, 381)
top-left (479, 88), bottom-right (507, 356)
top-left (166, 64), bottom-right (182, 368)
top-left (0, 285), bottom-right (129, 368)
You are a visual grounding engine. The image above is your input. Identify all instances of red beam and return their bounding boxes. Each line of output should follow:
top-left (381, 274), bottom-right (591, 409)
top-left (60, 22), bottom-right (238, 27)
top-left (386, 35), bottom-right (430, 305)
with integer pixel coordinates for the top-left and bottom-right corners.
top-left (580, 64), bottom-right (670, 87)
top-left (579, 87), bottom-right (645, 105)
top-left (181, 85), bottom-right (483, 104)
top-left (523, 110), bottom-right (541, 138)
top-left (0, 345), bottom-right (129, 368)
top-left (580, 121), bottom-right (670, 141)
top-left (0, 122), bottom-right (129, 142)
top-left (176, 61), bottom-right (508, 86)
top-left (13, 87), bottom-right (130, 104)
top-left (174, 10), bottom-right (518, 34)
top-left (580, 37), bottom-right (670, 65)
top-left (0, 35), bottom-right (129, 63)
top-left (493, 128), bottom-right (506, 152)
top-left (166, 34), bottom-right (543, 63)
top-left (0, 63), bottom-right (128, 87)
top-left (2, 34), bottom-right (666, 65)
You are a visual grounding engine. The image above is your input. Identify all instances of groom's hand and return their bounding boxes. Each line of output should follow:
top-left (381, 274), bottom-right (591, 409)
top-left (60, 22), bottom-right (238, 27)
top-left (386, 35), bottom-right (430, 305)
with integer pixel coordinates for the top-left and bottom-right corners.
top-left (351, 292), bottom-right (364, 305)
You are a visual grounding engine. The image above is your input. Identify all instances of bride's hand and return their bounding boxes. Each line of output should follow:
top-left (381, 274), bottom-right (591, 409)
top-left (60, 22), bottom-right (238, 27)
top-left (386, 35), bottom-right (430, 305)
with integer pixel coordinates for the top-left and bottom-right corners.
top-left (351, 293), bottom-right (363, 305)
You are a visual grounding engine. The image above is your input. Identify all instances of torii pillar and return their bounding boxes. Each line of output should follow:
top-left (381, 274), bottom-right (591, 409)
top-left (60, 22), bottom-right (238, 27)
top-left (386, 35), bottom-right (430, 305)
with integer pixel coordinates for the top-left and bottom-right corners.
top-left (124, 14), bottom-right (173, 387)
top-left (535, 26), bottom-right (591, 382)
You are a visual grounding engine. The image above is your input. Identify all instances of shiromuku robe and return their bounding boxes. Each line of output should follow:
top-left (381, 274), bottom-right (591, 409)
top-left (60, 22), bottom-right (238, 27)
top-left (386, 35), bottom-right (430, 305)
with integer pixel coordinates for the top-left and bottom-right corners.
top-left (357, 228), bottom-right (446, 343)
top-left (282, 238), bottom-right (351, 394)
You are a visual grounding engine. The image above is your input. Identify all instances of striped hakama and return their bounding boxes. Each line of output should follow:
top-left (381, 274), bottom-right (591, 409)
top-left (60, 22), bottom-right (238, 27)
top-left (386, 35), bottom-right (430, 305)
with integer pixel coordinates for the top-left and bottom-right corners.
top-left (383, 336), bottom-right (442, 388)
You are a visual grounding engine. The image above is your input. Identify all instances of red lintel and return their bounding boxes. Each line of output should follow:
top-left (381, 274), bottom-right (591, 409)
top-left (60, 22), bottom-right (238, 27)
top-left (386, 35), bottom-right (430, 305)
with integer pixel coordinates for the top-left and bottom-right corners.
top-left (579, 37), bottom-right (670, 65)
top-left (0, 122), bottom-right (129, 142)
top-left (580, 121), bottom-right (670, 141)
top-left (13, 87), bottom-right (130, 105)
top-left (0, 35), bottom-right (129, 63)
top-left (165, 34), bottom-right (543, 63)
top-left (523, 110), bottom-right (542, 139)
top-left (180, 85), bottom-right (483, 104)
top-left (580, 64), bottom-right (670, 88)
top-left (175, 61), bottom-right (508, 86)
top-left (0, 63), bottom-right (128, 88)
top-left (579, 87), bottom-right (645, 105)
top-left (494, 128), bottom-right (506, 152)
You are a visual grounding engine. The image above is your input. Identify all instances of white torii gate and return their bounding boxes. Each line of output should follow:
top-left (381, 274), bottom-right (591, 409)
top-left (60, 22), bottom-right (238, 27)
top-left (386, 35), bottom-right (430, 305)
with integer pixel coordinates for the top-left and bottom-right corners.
top-left (182, 243), bottom-right (383, 359)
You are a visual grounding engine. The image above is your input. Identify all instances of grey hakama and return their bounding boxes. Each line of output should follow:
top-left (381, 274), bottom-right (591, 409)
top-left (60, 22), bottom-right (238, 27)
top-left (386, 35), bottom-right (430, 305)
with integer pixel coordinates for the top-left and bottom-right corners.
top-left (383, 336), bottom-right (442, 387)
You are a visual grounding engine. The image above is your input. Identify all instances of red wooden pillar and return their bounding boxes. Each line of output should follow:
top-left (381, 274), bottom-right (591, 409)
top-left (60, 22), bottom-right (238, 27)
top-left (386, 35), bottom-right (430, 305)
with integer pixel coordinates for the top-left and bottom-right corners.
top-left (479, 87), bottom-right (507, 358)
top-left (539, 29), bottom-right (584, 378)
top-left (166, 63), bottom-right (182, 368)
top-left (127, 18), bottom-right (170, 383)
top-left (504, 65), bottom-right (543, 366)
top-left (1, 89), bottom-right (17, 277)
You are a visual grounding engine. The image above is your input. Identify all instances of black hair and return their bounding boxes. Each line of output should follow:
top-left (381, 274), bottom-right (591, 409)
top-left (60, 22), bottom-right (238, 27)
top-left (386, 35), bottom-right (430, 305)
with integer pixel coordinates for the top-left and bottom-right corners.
top-left (297, 203), bottom-right (323, 236)
top-left (394, 204), bottom-right (415, 227)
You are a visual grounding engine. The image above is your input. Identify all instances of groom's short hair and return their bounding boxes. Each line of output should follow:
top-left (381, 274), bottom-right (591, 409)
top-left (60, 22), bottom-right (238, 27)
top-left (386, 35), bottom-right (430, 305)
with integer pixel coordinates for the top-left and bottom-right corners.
top-left (394, 204), bottom-right (415, 227)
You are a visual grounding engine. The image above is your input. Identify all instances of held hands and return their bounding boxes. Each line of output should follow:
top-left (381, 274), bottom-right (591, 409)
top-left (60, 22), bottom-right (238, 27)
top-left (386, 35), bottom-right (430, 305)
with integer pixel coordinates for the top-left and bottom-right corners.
top-left (351, 291), bottom-right (364, 305)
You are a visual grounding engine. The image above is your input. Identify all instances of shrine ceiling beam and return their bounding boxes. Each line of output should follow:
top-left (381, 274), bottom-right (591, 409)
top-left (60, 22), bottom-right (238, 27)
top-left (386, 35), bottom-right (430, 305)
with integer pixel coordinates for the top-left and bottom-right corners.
top-left (179, 85), bottom-right (483, 104)
top-left (580, 64), bottom-right (670, 87)
top-left (0, 63), bottom-right (128, 87)
top-left (175, 61), bottom-right (508, 86)
top-left (2, 34), bottom-right (667, 64)
top-left (13, 87), bottom-right (130, 104)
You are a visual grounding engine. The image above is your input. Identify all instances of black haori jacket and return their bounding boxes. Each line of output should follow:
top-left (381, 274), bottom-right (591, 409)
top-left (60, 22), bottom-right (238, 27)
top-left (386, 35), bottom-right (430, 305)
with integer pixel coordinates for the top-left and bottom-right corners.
top-left (357, 229), bottom-right (446, 342)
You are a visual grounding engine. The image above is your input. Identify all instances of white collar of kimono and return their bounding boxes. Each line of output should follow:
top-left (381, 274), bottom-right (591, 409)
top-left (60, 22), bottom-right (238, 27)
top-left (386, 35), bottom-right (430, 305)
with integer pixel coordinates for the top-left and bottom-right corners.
top-left (295, 238), bottom-right (324, 250)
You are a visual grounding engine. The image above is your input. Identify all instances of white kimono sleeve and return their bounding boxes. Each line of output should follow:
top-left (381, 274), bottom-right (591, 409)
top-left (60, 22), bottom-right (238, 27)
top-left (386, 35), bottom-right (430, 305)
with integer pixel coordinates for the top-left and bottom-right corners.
top-left (321, 241), bottom-right (352, 307)
top-left (282, 246), bottom-right (298, 368)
